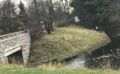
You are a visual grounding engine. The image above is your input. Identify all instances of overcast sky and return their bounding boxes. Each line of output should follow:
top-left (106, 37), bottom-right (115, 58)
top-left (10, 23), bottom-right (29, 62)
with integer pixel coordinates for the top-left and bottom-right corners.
top-left (0, 0), bottom-right (59, 7)
top-left (0, 0), bottom-right (73, 11)
top-left (0, 0), bottom-right (29, 7)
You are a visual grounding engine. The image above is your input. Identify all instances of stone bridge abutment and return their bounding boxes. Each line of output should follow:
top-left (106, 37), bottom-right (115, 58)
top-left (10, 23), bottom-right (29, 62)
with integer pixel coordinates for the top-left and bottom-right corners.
top-left (0, 30), bottom-right (31, 65)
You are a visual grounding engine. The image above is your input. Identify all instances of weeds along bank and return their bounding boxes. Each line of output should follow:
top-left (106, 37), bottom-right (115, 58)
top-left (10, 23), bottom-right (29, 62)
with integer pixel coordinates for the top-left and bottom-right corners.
top-left (29, 25), bottom-right (110, 63)
top-left (0, 64), bottom-right (120, 74)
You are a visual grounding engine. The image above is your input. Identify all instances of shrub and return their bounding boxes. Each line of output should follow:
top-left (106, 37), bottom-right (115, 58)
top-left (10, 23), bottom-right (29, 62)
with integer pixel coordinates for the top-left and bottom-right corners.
top-left (52, 25), bottom-right (56, 30)
top-left (14, 20), bottom-right (25, 30)
top-left (0, 30), bottom-right (4, 35)
top-left (18, 27), bottom-right (22, 30)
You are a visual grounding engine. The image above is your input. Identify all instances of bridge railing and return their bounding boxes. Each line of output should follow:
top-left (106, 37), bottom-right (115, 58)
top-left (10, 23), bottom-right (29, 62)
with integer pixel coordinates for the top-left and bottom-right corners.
top-left (0, 30), bottom-right (29, 40)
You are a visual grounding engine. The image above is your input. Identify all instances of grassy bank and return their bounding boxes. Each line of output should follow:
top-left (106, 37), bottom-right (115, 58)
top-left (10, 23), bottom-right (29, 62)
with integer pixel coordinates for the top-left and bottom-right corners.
top-left (0, 64), bottom-right (119, 74)
top-left (30, 25), bottom-right (110, 62)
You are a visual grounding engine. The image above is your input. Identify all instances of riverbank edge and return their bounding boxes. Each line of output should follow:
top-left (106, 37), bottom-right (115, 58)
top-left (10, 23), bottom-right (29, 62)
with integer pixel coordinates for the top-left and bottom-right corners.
top-left (86, 31), bottom-right (111, 53)
top-left (28, 32), bottom-right (111, 67)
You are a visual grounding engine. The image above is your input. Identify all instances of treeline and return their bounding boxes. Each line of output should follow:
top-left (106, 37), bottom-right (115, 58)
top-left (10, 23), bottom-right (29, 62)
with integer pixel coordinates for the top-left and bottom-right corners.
top-left (70, 0), bottom-right (120, 28)
top-left (0, 0), bottom-right (71, 38)
top-left (27, 0), bottom-right (70, 36)
top-left (0, 0), bottom-right (25, 34)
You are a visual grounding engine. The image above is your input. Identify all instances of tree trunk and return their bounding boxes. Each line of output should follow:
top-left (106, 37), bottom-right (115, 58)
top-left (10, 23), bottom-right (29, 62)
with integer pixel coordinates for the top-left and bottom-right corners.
top-left (2, 20), bottom-right (6, 33)
top-left (45, 24), bottom-right (51, 34)
top-left (47, 28), bottom-right (51, 34)
top-left (50, 21), bottom-right (53, 31)
top-left (34, 0), bottom-right (42, 33)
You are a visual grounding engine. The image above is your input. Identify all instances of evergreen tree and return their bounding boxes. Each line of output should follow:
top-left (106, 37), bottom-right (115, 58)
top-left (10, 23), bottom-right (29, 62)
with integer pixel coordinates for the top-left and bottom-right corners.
top-left (70, 0), bottom-right (114, 27)
top-left (19, 1), bottom-right (25, 14)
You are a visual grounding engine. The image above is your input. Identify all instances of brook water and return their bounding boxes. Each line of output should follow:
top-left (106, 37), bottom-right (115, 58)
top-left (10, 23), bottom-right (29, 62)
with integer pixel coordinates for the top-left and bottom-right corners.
top-left (66, 34), bottom-right (120, 70)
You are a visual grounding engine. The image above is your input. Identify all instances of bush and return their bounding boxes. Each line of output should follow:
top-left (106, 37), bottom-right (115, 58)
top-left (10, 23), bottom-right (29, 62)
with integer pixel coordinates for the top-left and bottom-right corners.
top-left (18, 27), bottom-right (22, 30)
top-left (57, 18), bottom-right (69, 27)
top-left (0, 30), bottom-right (4, 35)
top-left (52, 23), bottom-right (57, 30)
top-left (14, 20), bottom-right (25, 30)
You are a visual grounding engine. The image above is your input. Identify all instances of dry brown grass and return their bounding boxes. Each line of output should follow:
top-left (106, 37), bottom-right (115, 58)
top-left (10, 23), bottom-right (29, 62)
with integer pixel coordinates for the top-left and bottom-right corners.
top-left (30, 25), bottom-right (111, 63)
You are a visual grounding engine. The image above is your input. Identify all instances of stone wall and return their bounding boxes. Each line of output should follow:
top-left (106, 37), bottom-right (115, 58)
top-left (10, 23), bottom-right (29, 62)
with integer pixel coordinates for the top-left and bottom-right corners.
top-left (0, 30), bottom-right (31, 65)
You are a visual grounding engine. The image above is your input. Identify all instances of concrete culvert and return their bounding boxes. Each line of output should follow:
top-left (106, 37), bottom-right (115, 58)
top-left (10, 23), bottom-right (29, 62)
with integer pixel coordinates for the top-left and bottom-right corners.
top-left (7, 50), bottom-right (24, 64)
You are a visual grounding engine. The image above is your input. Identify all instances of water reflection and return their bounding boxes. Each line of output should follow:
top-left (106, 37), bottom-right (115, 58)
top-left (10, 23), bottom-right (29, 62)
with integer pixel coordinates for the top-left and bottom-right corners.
top-left (85, 51), bottom-right (120, 70)
top-left (66, 36), bottom-right (120, 70)
top-left (66, 55), bottom-right (85, 69)
top-left (67, 48), bottom-right (120, 70)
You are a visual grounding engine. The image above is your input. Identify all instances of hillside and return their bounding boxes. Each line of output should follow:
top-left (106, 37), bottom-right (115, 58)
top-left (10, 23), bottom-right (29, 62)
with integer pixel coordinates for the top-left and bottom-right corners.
top-left (29, 25), bottom-right (110, 63)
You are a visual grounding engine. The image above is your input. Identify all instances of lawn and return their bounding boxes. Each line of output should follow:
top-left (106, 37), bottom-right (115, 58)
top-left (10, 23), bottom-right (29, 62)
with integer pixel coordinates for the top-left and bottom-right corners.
top-left (0, 64), bottom-right (119, 74)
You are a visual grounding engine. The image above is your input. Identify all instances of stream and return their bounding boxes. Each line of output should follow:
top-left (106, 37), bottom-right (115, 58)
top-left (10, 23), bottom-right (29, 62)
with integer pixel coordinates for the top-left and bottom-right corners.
top-left (66, 35), bottom-right (120, 70)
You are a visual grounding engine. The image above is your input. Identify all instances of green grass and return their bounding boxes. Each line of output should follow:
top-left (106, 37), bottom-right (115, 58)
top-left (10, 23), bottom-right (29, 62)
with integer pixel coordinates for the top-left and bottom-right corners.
top-left (0, 64), bottom-right (119, 74)
top-left (30, 25), bottom-right (110, 62)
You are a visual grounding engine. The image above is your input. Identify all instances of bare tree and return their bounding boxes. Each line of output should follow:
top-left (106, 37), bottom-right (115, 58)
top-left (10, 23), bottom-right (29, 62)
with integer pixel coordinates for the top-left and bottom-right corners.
top-left (26, 0), bottom-right (71, 35)
top-left (60, 0), bottom-right (70, 14)
top-left (0, 0), bottom-right (17, 32)
top-left (33, 0), bottom-right (41, 29)
top-left (27, 0), bottom-right (55, 34)
top-left (53, 0), bottom-right (71, 27)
